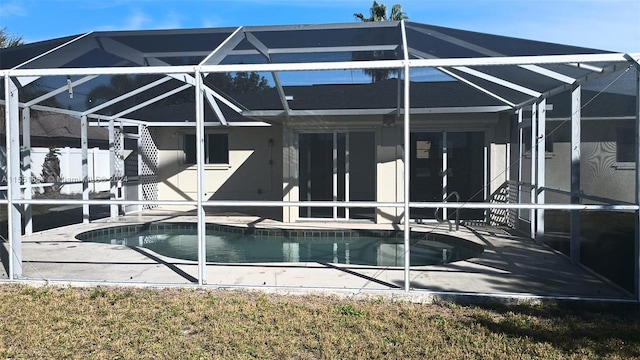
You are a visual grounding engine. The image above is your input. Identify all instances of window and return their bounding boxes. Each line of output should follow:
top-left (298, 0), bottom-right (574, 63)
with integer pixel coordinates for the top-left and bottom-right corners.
top-left (617, 127), bottom-right (635, 163)
top-left (184, 133), bottom-right (229, 164)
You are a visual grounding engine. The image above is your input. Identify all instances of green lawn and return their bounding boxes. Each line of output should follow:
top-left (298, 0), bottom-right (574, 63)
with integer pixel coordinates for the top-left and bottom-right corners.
top-left (0, 285), bottom-right (638, 359)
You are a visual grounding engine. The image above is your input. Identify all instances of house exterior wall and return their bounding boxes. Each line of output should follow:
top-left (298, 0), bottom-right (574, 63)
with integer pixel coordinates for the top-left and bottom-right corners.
top-left (156, 124), bottom-right (283, 207)
top-left (520, 118), bottom-right (637, 204)
top-left (376, 124), bottom-right (404, 223)
top-left (153, 112), bottom-right (510, 225)
top-left (281, 113), bottom-right (502, 224)
top-left (579, 119), bottom-right (636, 204)
top-left (489, 114), bottom-right (512, 197)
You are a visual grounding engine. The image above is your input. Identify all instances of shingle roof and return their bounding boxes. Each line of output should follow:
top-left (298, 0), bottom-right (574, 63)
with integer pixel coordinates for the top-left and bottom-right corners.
top-left (0, 110), bottom-right (108, 141)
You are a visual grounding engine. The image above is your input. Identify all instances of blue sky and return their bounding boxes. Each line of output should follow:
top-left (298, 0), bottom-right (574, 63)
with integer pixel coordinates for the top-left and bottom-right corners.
top-left (1, 0), bottom-right (639, 52)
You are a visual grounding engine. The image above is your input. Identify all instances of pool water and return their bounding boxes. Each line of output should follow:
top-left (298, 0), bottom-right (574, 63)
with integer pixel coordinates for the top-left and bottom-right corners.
top-left (77, 225), bottom-right (483, 267)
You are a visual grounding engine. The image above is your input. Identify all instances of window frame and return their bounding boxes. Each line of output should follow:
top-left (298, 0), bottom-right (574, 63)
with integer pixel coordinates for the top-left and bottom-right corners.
top-left (614, 126), bottom-right (636, 169)
top-left (183, 132), bottom-right (230, 166)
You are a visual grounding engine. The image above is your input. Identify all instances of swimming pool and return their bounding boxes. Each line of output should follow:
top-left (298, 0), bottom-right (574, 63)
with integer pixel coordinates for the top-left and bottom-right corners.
top-left (76, 223), bottom-right (483, 267)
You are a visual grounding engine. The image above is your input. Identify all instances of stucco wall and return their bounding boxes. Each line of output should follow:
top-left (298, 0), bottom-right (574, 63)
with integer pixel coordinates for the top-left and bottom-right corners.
top-left (376, 124), bottom-right (404, 223)
top-left (156, 124), bottom-right (283, 203)
top-left (489, 114), bottom-right (511, 197)
top-left (520, 118), bottom-right (637, 204)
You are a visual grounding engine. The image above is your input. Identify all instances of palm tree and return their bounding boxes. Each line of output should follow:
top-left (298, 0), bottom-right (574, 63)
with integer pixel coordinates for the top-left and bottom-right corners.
top-left (353, 2), bottom-right (408, 82)
top-left (0, 27), bottom-right (23, 48)
top-left (354, 1), bottom-right (408, 22)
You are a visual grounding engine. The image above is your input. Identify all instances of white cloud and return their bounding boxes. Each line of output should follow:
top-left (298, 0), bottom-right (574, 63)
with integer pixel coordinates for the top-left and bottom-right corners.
top-left (95, 8), bottom-right (185, 31)
top-left (152, 10), bottom-right (183, 30)
top-left (94, 9), bottom-right (153, 31)
top-left (0, 0), bottom-right (27, 17)
top-left (124, 10), bottom-right (152, 30)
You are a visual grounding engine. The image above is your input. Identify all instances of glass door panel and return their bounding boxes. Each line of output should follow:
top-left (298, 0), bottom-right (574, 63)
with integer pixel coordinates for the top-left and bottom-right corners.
top-left (299, 131), bottom-right (375, 221)
top-left (410, 133), bottom-right (443, 220)
top-left (447, 132), bottom-right (485, 220)
top-left (349, 132), bottom-right (376, 220)
top-left (299, 133), bottom-right (333, 218)
top-left (410, 131), bottom-right (485, 221)
top-left (336, 133), bottom-right (346, 218)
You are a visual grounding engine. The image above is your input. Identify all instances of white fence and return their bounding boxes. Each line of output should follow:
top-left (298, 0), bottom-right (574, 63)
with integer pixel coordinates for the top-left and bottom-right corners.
top-left (1, 147), bottom-right (112, 195)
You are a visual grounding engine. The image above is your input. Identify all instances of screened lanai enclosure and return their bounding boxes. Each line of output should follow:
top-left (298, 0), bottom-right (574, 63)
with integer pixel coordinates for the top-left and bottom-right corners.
top-left (1, 21), bottom-right (639, 301)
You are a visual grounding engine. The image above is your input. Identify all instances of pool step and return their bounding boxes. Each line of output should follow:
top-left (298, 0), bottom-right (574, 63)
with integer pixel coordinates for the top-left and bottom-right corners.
top-left (462, 220), bottom-right (487, 227)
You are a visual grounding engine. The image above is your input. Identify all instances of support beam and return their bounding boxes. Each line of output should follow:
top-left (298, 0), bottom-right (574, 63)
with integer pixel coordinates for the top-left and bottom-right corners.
top-left (408, 47), bottom-right (517, 107)
top-left (5, 77), bottom-right (22, 278)
top-left (530, 104), bottom-right (537, 240)
top-left (200, 26), bottom-right (245, 66)
top-left (25, 75), bottom-right (99, 107)
top-left (535, 99), bottom-right (547, 243)
top-left (164, 72), bottom-right (244, 114)
top-left (408, 25), bottom-right (576, 83)
top-left (81, 115), bottom-right (89, 223)
top-left (244, 32), bottom-right (292, 115)
top-left (109, 119), bottom-right (118, 218)
top-left (451, 66), bottom-right (542, 97)
top-left (400, 21), bottom-right (411, 292)
top-left (13, 32), bottom-right (95, 87)
top-left (7, 52), bottom-right (635, 79)
top-left (195, 70), bottom-right (207, 285)
top-left (515, 60), bottom-right (634, 110)
top-left (570, 85), bottom-right (581, 263)
top-left (21, 107), bottom-right (32, 235)
top-left (516, 109), bottom-right (523, 231)
top-left (203, 90), bottom-right (228, 126)
top-left (442, 132), bottom-right (448, 220)
top-left (82, 76), bottom-right (173, 116)
top-left (436, 66), bottom-right (516, 107)
top-left (107, 84), bottom-right (191, 120)
top-left (98, 36), bottom-right (243, 122)
top-left (637, 68), bottom-right (640, 302)
top-left (630, 56), bottom-right (640, 302)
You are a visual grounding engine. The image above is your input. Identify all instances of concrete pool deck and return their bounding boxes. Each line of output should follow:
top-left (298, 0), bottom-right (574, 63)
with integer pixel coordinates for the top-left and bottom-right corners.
top-left (1, 208), bottom-right (634, 303)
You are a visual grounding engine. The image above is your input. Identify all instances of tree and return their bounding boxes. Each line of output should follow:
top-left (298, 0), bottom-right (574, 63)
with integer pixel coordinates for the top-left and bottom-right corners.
top-left (205, 72), bottom-right (270, 94)
top-left (353, 2), bottom-right (408, 82)
top-left (41, 147), bottom-right (62, 194)
top-left (0, 27), bottom-right (24, 48)
top-left (353, 1), bottom-right (408, 22)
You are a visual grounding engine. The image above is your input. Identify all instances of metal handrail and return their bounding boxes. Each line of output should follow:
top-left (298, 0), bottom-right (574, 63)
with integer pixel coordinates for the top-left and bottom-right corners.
top-left (434, 191), bottom-right (460, 231)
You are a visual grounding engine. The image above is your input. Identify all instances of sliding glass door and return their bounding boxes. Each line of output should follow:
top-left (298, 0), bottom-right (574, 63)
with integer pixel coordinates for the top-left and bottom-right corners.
top-left (410, 131), bottom-right (485, 221)
top-left (299, 132), bottom-right (375, 221)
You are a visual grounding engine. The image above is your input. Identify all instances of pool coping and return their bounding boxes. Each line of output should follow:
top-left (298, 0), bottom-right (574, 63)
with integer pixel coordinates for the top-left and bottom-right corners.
top-left (4, 212), bottom-right (635, 304)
